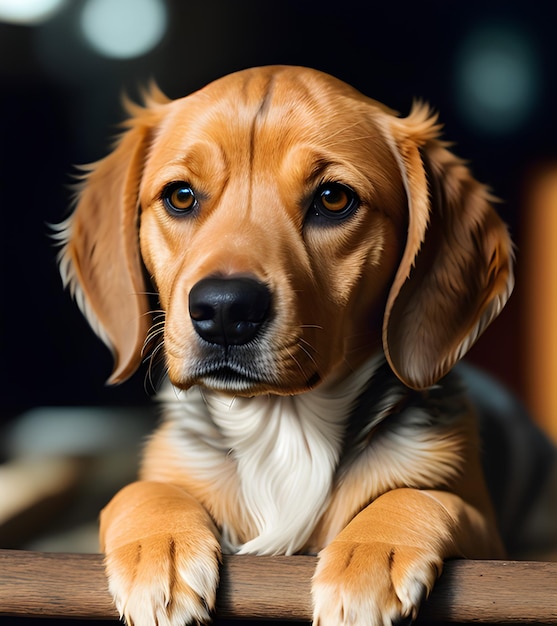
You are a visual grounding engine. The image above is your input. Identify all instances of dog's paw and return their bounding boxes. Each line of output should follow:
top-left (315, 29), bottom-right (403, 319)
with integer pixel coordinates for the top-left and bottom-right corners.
top-left (312, 539), bottom-right (442, 626)
top-left (105, 531), bottom-right (221, 626)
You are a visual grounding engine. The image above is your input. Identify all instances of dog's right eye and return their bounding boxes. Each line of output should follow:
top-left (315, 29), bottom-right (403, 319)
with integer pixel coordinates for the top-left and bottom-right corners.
top-left (161, 182), bottom-right (198, 216)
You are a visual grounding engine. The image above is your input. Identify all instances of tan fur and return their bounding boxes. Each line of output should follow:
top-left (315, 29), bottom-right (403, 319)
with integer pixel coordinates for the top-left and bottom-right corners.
top-left (60, 66), bottom-right (513, 626)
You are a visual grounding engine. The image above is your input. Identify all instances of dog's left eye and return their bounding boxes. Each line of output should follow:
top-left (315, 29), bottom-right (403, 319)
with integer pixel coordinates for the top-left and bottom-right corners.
top-left (162, 182), bottom-right (198, 215)
top-left (311, 183), bottom-right (359, 221)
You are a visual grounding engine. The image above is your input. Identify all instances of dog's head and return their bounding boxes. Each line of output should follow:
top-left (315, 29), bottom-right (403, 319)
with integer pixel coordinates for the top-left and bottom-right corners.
top-left (58, 65), bottom-right (513, 394)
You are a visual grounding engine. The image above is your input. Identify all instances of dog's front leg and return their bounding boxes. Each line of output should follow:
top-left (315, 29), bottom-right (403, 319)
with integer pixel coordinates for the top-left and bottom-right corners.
top-left (312, 487), bottom-right (504, 626)
top-left (100, 481), bottom-right (221, 626)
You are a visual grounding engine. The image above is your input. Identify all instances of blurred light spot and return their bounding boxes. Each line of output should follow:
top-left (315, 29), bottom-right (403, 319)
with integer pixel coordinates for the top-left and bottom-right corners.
top-left (80, 0), bottom-right (167, 59)
top-left (0, 0), bottom-right (65, 25)
top-left (455, 24), bottom-right (540, 135)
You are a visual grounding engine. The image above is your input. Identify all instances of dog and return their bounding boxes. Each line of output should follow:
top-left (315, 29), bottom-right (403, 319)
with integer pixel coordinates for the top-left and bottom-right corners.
top-left (57, 65), bottom-right (514, 626)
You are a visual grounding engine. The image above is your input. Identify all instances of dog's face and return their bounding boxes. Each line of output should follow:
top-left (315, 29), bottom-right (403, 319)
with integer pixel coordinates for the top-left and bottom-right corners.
top-left (59, 65), bottom-right (513, 395)
top-left (138, 69), bottom-right (407, 394)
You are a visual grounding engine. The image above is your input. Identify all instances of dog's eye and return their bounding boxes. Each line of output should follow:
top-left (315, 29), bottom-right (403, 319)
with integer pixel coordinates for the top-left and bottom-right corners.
top-left (311, 183), bottom-right (359, 221)
top-left (162, 182), bottom-right (198, 215)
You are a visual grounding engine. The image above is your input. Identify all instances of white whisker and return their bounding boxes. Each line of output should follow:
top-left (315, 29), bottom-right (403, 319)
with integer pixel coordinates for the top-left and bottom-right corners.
top-left (285, 347), bottom-right (308, 380)
top-left (298, 337), bottom-right (319, 354)
top-left (143, 341), bottom-right (166, 393)
top-left (297, 341), bottom-right (319, 370)
top-left (140, 309), bottom-right (168, 392)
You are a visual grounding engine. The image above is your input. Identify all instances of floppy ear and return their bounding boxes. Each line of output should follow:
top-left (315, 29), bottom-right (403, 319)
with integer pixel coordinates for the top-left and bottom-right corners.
top-left (381, 104), bottom-right (514, 390)
top-left (56, 104), bottom-right (160, 384)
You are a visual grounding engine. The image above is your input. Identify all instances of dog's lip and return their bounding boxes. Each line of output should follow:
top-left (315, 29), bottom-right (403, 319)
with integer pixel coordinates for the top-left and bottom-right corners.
top-left (184, 355), bottom-right (275, 389)
top-left (186, 363), bottom-right (323, 396)
top-left (196, 364), bottom-right (265, 384)
top-left (173, 344), bottom-right (322, 392)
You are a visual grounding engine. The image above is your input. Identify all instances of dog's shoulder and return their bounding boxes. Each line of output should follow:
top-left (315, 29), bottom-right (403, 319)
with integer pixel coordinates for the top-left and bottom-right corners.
top-left (343, 358), bottom-right (473, 467)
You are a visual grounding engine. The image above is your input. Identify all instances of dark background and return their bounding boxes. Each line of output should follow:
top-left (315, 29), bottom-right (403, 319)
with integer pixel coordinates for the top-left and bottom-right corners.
top-left (1, 0), bottom-right (556, 421)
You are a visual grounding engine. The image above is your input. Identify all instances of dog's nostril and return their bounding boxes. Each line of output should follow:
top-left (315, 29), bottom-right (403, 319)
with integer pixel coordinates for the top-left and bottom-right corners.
top-left (189, 277), bottom-right (271, 346)
top-left (189, 302), bottom-right (215, 322)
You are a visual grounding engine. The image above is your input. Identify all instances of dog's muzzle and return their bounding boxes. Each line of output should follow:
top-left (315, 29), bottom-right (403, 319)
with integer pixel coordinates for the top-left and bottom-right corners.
top-left (189, 276), bottom-right (272, 347)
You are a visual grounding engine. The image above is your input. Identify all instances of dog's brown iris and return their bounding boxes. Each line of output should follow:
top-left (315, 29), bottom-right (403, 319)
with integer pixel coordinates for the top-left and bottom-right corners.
top-left (169, 185), bottom-right (195, 211)
top-left (162, 182), bottom-right (197, 214)
top-left (320, 185), bottom-right (350, 213)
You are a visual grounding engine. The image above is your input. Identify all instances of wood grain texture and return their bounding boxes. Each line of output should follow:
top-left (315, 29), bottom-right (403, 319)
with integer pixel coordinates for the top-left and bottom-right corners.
top-left (0, 550), bottom-right (556, 623)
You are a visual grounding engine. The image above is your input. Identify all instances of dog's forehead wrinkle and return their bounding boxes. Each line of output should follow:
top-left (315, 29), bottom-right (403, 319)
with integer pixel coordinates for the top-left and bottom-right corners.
top-left (149, 78), bottom-right (391, 211)
top-left (253, 72), bottom-right (277, 120)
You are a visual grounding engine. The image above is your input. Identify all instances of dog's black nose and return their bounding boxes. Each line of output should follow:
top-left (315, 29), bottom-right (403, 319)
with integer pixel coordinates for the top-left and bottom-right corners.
top-left (189, 277), bottom-right (271, 346)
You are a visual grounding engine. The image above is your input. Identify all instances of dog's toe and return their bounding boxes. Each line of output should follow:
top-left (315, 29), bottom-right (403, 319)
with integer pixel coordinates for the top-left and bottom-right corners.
top-left (105, 532), bottom-right (221, 626)
top-left (312, 540), bottom-right (441, 626)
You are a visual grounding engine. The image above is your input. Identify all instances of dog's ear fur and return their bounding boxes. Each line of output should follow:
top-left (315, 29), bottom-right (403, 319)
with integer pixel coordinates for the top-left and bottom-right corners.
top-left (56, 92), bottom-right (166, 384)
top-left (381, 104), bottom-right (514, 390)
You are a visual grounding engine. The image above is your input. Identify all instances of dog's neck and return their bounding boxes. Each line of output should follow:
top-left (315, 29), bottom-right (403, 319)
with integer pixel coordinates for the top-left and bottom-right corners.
top-left (163, 355), bottom-right (383, 554)
top-left (203, 353), bottom-right (383, 444)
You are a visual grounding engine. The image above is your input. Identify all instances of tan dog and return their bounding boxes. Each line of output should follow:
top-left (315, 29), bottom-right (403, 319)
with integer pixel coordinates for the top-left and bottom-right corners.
top-left (58, 66), bottom-right (513, 626)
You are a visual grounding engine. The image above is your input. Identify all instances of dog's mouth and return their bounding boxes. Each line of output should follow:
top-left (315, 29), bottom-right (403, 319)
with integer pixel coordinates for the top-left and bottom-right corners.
top-left (177, 346), bottom-right (277, 393)
top-left (194, 363), bottom-right (266, 389)
top-left (170, 344), bottom-right (322, 395)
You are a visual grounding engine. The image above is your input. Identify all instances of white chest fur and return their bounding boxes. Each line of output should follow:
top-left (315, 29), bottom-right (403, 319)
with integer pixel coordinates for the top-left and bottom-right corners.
top-left (157, 358), bottom-right (381, 555)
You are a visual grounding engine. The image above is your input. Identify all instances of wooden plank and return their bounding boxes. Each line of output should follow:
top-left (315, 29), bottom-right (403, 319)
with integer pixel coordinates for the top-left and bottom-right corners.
top-left (419, 560), bottom-right (557, 624)
top-left (0, 550), bottom-right (113, 620)
top-left (218, 554), bottom-right (313, 621)
top-left (0, 550), bottom-right (556, 623)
